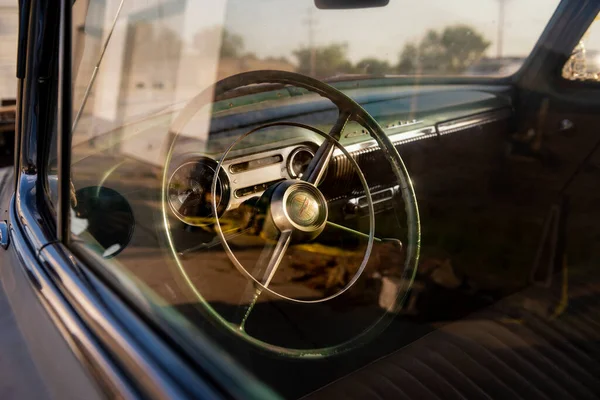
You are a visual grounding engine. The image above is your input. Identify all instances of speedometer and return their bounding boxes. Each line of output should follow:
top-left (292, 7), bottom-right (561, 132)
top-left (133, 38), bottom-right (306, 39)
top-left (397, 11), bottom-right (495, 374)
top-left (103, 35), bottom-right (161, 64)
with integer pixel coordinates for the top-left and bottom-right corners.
top-left (287, 146), bottom-right (315, 179)
top-left (167, 157), bottom-right (230, 226)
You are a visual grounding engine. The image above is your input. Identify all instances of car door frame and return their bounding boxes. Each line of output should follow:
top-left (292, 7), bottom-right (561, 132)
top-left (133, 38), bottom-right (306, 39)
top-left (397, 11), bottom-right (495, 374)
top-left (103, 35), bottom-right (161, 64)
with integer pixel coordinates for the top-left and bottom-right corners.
top-left (3, 1), bottom-right (273, 399)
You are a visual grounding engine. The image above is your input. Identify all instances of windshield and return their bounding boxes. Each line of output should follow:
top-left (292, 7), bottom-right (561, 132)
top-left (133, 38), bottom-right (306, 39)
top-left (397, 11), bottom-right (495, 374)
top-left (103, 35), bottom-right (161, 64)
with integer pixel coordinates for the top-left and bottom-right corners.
top-left (72, 0), bottom-right (559, 136)
top-left (69, 1), bottom-right (561, 398)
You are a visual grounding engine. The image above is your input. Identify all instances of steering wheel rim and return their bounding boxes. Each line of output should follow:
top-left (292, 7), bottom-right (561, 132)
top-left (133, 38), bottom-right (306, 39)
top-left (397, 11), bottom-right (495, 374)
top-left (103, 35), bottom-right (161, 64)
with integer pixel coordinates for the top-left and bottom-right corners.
top-left (163, 70), bottom-right (421, 358)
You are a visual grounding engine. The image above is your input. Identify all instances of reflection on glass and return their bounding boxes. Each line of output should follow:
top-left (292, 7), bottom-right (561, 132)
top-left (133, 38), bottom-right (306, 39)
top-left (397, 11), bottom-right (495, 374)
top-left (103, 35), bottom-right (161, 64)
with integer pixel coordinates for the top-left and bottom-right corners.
top-left (67, 0), bottom-right (564, 398)
top-left (563, 13), bottom-right (600, 82)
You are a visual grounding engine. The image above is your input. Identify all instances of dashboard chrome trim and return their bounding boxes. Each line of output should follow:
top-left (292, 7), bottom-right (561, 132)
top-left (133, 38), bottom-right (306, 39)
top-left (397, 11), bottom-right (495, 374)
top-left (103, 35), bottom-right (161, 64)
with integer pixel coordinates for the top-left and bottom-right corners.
top-left (223, 143), bottom-right (316, 210)
top-left (348, 185), bottom-right (399, 209)
top-left (340, 185), bottom-right (400, 217)
top-left (333, 126), bottom-right (437, 158)
top-left (343, 119), bottom-right (422, 139)
top-left (436, 108), bottom-right (513, 136)
top-left (334, 107), bottom-right (511, 158)
top-left (229, 154), bottom-right (283, 174)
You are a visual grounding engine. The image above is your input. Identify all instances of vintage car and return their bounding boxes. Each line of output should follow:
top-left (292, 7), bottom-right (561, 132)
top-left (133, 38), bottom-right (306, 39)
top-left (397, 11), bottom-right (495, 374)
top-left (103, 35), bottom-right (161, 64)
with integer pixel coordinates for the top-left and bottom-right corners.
top-left (2, 0), bottom-right (600, 399)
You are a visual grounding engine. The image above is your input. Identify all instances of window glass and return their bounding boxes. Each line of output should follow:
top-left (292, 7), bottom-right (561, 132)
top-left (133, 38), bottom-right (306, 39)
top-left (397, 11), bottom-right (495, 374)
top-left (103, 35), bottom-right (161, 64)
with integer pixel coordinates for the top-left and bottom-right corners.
top-left (563, 13), bottom-right (600, 82)
top-left (69, 1), bottom-right (560, 398)
top-left (0, 5), bottom-right (17, 168)
top-left (0, 5), bottom-right (17, 101)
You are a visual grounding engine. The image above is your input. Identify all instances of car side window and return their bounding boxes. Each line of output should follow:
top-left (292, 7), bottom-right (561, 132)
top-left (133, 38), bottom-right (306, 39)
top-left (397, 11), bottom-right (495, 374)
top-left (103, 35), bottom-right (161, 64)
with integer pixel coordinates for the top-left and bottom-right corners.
top-left (562, 13), bottom-right (600, 82)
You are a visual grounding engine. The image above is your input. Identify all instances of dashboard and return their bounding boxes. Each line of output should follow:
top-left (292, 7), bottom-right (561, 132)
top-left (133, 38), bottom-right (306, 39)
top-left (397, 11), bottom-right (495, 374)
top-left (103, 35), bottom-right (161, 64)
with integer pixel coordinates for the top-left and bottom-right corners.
top-left (166, 101), bottom-right (513, 227)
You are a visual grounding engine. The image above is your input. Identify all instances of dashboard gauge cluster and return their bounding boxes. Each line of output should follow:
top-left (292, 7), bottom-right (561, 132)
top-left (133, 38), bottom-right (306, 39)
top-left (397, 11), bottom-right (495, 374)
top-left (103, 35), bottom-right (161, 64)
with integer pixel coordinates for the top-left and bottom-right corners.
top-left (167, 157), bottom-right (230, 226)
top-left (286, 146), bottom-right (314, 179)
top-left (168, 144), bottom-right (318, 226)
top-left (222, 143), bottom-right (318, 210)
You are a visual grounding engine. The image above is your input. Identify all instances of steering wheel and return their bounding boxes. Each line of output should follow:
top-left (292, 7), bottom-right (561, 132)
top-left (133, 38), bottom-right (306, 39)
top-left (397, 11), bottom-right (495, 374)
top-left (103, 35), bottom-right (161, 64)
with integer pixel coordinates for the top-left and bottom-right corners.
top-left (163, 70), bottom-right (420, 358)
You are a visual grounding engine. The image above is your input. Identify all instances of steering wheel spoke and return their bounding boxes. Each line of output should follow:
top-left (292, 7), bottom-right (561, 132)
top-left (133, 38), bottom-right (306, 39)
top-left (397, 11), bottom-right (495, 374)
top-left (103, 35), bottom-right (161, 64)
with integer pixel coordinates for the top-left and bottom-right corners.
top-left (325, 221), bottom-right (403, 250)
top-left (326, 221), bottom-right (381, 243)
top-left (233, 229), bottom-right (292, 330)
top-left (258, 229), bottom-right (293, 287)
top-left (302, 111), bottom-right (351, 185)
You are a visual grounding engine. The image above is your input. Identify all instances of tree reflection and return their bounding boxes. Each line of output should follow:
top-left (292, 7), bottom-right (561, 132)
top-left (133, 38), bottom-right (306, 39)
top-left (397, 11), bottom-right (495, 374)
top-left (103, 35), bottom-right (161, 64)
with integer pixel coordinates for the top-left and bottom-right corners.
top-left (198, 24), bottom-right (492, 79)
top-left (398, 25), bottom-right (491, 74)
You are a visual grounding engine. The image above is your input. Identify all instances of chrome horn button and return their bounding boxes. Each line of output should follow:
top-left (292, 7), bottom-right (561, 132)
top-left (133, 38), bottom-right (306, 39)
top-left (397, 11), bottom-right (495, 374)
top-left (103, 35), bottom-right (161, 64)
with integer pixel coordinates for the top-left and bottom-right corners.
top-left (286, 189), bottom-right (321, 227)
top-left (266, 180), bottom-right (328, 239)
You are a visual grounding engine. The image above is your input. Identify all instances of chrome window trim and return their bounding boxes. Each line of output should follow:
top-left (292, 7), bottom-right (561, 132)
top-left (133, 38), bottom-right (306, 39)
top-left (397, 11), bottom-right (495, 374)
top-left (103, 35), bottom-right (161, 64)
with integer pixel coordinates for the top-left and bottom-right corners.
top-left (8, 196), bottom-right (138, 399)
top-left (38, 241), bottom-right (220, 399)
top-left (12, 175), bottom-right (268, 398)
top-left (57, 0), bottom-right (72, 243)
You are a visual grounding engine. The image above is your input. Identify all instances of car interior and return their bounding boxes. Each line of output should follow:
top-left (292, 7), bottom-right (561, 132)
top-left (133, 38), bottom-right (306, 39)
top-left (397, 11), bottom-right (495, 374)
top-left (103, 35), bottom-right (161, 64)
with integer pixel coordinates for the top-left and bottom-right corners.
top-left (57, 0), bottom-right (600, 398)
